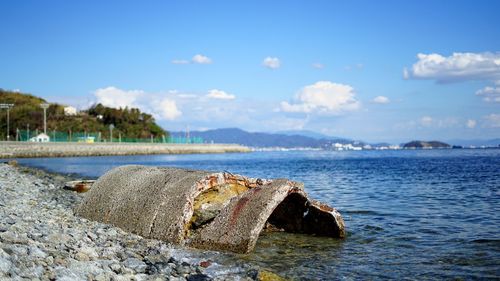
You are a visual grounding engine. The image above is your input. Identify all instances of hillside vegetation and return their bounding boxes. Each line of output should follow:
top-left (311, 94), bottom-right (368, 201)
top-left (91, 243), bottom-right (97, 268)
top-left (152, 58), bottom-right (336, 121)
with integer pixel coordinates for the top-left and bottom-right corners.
top-left (402, 140), bottom-right (450, 149)
top-left (0, 89), bottom-right (167, 140)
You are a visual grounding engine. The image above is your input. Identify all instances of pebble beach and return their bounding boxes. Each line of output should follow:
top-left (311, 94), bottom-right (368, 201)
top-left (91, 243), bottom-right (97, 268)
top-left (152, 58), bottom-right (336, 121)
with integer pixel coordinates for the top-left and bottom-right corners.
top-left (0, 163), bottom-right (263, 281)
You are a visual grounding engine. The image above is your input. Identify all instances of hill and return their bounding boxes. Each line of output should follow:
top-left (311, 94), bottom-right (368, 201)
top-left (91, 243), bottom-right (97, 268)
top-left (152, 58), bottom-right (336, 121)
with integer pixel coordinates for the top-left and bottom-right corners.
top-left (0, 89), bottom-right (167, 140)
top-left (402, 140), bottom-right (451, 149)
top-left (171, 128), bottom-right (354, 148)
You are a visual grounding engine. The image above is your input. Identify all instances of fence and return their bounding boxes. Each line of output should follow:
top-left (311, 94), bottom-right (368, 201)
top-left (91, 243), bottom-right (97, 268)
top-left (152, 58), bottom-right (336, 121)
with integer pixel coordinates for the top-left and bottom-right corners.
top-left (14, 130), bottom-right (204, 144)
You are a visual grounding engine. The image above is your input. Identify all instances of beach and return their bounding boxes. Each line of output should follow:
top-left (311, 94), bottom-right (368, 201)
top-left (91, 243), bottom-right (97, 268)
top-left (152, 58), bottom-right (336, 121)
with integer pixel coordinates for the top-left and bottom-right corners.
top-left (0, 163), bottom-right (260, 280)
top-left (0, 142), bottom-right (250, 159)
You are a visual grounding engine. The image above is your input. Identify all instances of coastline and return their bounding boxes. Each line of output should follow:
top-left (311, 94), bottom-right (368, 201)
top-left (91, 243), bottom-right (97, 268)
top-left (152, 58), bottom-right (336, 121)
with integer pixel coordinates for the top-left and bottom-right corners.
top-left (0, 162), bottom-right (262, 280)
top-left (0, 142), bottom-right (251, 158)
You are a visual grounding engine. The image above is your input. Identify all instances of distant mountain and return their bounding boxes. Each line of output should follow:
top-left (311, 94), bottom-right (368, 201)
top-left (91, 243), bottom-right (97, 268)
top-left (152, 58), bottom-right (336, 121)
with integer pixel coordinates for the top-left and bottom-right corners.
top-left (403, 140), bottom-right (451, 149)
top-left (275, 130), bottom-right (345, 140)
top-left (446, 138), bottom-right (500, 147)
top-left (171, 128), bottom-right (349, 148)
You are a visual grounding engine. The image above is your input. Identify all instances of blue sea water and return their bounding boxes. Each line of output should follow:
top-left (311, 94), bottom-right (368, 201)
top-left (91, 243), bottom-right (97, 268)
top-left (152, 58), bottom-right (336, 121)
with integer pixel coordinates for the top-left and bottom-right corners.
top-left (15, 149), bottom-right (500, 279)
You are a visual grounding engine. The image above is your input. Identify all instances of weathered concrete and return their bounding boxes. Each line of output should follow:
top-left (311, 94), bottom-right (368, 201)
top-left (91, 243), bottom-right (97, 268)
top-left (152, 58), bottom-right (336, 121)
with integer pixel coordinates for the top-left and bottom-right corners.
top-left (0, 141), bottom-right (250, 158)
top-left (75, 165), bottom-right (345, 253)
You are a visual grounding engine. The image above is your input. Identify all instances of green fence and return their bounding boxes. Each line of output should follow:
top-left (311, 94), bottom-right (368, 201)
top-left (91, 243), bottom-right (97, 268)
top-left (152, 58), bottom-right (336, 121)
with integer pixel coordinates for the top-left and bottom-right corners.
top-left (14, 130), bottom-right (204, 144)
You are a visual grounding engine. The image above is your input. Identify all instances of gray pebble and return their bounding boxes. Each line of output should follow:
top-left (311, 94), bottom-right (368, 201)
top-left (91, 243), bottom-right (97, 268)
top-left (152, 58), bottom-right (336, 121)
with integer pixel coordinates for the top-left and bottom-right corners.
top-left (124, 257), bottom-right (147, 273)
top-left (0, 164), bottom-right (254, 280)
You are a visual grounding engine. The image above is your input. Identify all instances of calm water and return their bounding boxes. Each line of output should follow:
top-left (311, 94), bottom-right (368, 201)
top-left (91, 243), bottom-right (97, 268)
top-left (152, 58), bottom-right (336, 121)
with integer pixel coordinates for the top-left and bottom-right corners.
top-left (15, 149), bottom-right (500, 280)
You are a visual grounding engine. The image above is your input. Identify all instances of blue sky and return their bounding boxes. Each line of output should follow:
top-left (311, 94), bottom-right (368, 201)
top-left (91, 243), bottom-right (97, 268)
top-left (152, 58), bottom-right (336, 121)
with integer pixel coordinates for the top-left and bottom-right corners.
top-left (1, 0), bottom-right (499, 142)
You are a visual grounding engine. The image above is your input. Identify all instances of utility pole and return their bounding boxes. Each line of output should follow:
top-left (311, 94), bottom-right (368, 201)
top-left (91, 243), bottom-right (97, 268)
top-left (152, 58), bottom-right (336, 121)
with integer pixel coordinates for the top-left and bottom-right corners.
top-left (0, 103), bottom-right (14, 141)
top-left (40, 103), bottom-right (49, 134)
top-left (109, 124), bottom-right (114, 142)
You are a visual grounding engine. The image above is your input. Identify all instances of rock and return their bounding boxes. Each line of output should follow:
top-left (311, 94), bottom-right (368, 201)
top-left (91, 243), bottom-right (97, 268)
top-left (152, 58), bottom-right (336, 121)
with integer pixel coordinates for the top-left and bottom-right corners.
top-left (19, 265), bottom-right (44, 279)
top-left (67, 260), bottom-right (104, 280)
top-left (4, 217), bottom-right (15, 225)
top-left (176, 263), bottom-right (193, 276)
top-left (28, 246), bottom-right (48, 259)
top-left (246, 269), bottom-right (259, 280)
top-left (109, 263), bottom-right (122, 273)
top-left (199, 260), bottom-right (212, 268)
top-left (74, 252), bottom-right (89, 261)
top-left (0, 253), bottom-right (12, 276)
top-left (123, 257), bottom-right (147, 273)
top-left (187, 273), bottom-right (213, 281)
top-left (0, 231), bottom-right (30, 244)
top-left (258, 270), bottom-right (287, 281)
top-left (76, 246), bottom-right (98, 261)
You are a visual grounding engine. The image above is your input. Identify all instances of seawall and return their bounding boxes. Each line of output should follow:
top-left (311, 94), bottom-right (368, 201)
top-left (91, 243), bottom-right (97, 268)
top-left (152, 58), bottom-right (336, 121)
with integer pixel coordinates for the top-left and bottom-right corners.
top-left (0, 142), bottom-right (251, 158)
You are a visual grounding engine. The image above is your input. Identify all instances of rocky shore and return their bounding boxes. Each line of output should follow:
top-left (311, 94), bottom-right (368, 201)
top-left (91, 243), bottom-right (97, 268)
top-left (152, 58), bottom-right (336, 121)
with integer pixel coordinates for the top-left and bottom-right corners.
top-left (0, 142), bottom-right (251, 159)
top-left (0, 163), bottom-right (266, 280)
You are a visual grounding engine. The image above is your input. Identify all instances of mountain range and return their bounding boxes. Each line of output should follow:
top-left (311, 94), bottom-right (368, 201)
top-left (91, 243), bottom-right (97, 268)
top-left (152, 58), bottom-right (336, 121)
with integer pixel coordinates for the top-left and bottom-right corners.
top-left (172, 128), bottom-right (500, 148)
top-left (171, 128), bottom-right (357, 148)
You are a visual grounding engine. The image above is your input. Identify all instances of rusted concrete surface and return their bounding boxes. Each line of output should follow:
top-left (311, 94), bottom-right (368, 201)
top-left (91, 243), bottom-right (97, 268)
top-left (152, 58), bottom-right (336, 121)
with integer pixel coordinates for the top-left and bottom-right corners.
top-left (75, 165), bottom-right (345, 253)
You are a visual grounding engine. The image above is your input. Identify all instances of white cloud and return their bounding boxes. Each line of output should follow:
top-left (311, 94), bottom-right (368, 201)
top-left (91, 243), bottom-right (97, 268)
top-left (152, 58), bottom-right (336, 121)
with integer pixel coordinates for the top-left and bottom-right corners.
top-left (171, 59), bottom-right (190, 65)
top-left (153, 98), bottom-right (182, 120)
top-left (206, 89), bottom-right (235, 100)
top-left (476, 86), bottom-right (500, 102)
top-left (466, 119), bottom-right (477, 128)
top-left (312, 63), bottom-right (324, 69)
top-left (178, 93), bottom-right (197, 99)
top-left (483, 113), bottom-right (500, 128)
top-left (280, 81), bottom-right (360, 114)
top-left (344, 63), bottom-right (364, 71)
top-left (420, 116), bottom-right (433, 126)
top-left (418, 116), bottom-right (460, 128)
top-left (404, 52), bottom-right (500, 82)
top-left (94, 86), bottom-right (143, 109)
top-left (263, 57), bottom-right (281, 69)
top-left (192, 54), bottom-right (212, 64)
top-left (372, 96), bottom-right (390, 104)
top-left (93, 86), bottom-right (182, 121)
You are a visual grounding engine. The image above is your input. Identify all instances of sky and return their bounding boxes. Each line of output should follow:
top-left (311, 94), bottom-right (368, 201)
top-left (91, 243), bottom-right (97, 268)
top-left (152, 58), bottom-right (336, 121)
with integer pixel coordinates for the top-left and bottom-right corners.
top-left (1, 0), bottom-right (499, 143)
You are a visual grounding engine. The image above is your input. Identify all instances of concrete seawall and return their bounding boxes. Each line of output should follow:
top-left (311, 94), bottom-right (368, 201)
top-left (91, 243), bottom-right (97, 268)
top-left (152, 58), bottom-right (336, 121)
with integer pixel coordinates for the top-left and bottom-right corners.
top-left (0, 142), bottom-right (250, 158)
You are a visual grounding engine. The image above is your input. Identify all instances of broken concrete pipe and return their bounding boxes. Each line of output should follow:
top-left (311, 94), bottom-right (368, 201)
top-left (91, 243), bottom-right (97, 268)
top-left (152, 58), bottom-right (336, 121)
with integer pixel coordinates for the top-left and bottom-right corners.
top-left (75, 165), bottom-right (345, 253)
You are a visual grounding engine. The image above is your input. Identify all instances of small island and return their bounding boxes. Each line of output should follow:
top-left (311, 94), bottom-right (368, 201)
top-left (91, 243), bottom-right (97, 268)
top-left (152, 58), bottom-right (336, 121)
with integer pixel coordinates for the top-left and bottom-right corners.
top-left (403, 140), bottom-right (451, 149)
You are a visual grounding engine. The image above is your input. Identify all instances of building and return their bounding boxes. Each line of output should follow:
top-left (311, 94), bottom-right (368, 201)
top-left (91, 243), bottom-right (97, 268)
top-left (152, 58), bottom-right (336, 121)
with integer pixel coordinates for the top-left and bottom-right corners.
top-left (29, 133), bottom-right (50, 142)
top-left (64, 106), bottom-right (77, 116)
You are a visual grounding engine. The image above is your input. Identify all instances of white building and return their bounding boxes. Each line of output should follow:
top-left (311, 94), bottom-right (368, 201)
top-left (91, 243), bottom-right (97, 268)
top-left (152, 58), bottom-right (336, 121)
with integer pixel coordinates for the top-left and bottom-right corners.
top-left (64, 106), bottom-right (77, 116)
top-left (29, 133), bottom-right (50, 142)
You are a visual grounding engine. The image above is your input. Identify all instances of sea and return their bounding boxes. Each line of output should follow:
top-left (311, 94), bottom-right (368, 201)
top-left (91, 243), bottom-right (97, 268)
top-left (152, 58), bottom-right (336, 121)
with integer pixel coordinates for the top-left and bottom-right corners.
top-left (15, 149), bottom-right (500, 280)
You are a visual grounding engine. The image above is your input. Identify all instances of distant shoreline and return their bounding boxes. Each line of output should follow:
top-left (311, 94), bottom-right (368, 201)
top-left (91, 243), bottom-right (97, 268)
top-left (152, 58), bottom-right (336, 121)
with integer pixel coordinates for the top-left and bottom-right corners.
top-left (0, 141), bottom-right (251, 158)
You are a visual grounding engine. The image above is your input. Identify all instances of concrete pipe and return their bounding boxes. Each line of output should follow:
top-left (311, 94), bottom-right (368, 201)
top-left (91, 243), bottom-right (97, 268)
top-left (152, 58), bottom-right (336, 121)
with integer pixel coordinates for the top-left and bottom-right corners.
top-left (75, 165), bottom-right (345, 253)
